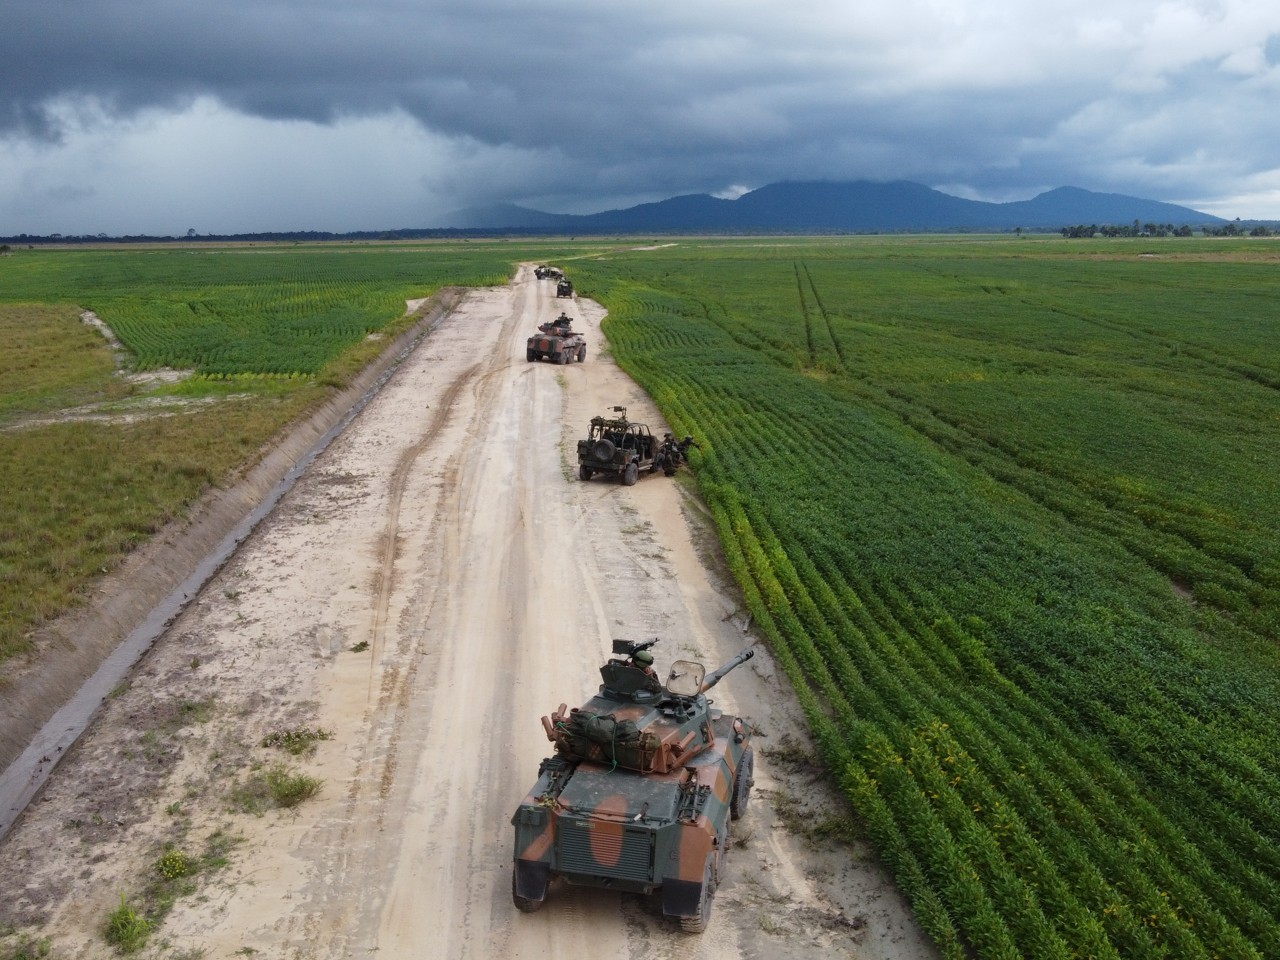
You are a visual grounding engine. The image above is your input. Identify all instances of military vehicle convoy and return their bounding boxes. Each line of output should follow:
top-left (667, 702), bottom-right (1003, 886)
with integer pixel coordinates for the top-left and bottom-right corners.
top-left (527, 312), bottom-right (587, 364)
top-left (511, 639), bottom-right (756, 932)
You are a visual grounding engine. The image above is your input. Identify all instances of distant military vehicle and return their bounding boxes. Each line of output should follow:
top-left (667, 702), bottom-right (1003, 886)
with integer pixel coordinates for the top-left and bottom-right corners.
top-left (535, 265), bottom-right (563, 280)
top-left (511, 639), bottom-right (756, 932)
top-left (527, 312), bottom-right (587, 364)
top-left (556, 278), bottom-right (574, 298)
top-left (576, 406), bottom-right (657, 484)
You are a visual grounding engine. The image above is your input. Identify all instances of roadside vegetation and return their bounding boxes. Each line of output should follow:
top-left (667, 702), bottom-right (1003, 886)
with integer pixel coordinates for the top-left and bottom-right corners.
top-left (571, 235), bottom-right (1280, 959)
top-left (0, 242), bottom-right (583, 665)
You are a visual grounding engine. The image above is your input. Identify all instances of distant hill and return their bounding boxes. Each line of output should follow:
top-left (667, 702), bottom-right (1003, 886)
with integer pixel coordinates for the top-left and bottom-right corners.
top-left (441, 180), bottom-right (1225, 233)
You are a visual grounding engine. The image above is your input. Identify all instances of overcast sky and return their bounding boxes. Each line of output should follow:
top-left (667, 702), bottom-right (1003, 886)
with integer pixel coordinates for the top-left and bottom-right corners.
top-left (3, 0), bottom-right (1279, 235)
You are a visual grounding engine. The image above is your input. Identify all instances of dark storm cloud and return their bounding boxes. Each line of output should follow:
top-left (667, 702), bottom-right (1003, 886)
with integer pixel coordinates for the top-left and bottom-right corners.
top-left (3, 0), bottom-right (1280, 231)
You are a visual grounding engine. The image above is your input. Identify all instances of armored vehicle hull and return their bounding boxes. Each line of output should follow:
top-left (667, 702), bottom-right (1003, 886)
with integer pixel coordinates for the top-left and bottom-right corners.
top-left (526, 331), bottom-right (586, 364)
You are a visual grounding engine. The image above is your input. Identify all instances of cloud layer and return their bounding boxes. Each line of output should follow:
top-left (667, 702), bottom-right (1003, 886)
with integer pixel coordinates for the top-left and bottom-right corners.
top-left (3, 0), bottom-right (1279, 233)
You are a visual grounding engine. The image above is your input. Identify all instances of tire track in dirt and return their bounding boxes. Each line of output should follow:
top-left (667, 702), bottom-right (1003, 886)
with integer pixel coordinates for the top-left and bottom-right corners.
top-left (366, 363), bottom-right (479, 693)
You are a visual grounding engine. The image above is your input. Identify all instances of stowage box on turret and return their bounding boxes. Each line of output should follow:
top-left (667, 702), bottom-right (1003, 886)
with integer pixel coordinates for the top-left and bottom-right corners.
top-left (510, 640), bottom-right (756, 933)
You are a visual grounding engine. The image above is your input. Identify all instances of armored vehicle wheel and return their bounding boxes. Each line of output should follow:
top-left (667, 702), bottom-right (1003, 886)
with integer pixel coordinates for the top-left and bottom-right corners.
top-left (592, 438), bottom-right (616, 461)
top-left (679, 855), bottom-right (716, 933)
top-left (526, 348), bottom-right (537, 362)
top-left (579, 464), bottom-right (593, 481)
top-left (622, 461), bottom-right (639, 486)
top-left (511, 869), bottom-right (546, 913)
top-left (731, 746), bottom-right (754, 820)
top-left (577, 345), bottom-right (587, 362)
top-left (556, 349), bottom-right (568, 365)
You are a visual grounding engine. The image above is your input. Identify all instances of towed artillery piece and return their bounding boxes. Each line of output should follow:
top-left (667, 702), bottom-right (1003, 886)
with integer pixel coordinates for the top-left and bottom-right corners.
top-left (527, 311), bottom-right (587, 365)
top-left (511, 639), bottom-right (756, 932)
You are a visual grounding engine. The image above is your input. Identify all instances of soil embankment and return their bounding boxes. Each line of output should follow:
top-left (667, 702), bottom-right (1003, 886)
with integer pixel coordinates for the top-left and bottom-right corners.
top-left (0, 290), bottom-right (464, 775)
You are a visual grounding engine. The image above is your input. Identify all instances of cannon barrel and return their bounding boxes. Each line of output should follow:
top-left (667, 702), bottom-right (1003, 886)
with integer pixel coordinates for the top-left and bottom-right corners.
top-left (700, 648), bottom-right (755, 693)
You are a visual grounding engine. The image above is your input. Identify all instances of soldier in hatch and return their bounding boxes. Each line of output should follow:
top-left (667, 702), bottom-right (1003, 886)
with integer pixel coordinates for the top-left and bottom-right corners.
top-left (630, 648), bottom-right (659, 679)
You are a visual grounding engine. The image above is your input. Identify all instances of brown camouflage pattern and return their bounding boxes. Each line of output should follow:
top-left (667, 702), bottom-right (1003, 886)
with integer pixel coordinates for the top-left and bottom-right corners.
top-left (526, 312), bottom-right (586, 364)
top-left (511, 648), bottom-right (755, 931)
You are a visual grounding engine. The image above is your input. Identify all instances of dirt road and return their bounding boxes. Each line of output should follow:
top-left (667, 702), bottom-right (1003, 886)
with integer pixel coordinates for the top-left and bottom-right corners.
top-left (0, 266), bottom-right (935, 959)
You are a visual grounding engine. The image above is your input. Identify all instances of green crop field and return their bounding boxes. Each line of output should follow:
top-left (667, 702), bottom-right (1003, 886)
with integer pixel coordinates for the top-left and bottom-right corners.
top-left (570, 236), bottom-right (1280, 959)
top-left (4, 236), bottom-right (1279, 958)
top-left (0, 241), bottom-right (582, 665)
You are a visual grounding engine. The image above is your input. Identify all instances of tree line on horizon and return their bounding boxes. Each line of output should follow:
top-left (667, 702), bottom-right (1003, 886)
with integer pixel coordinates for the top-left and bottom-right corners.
top-left (1061, 219), bottom-right (1272, 238)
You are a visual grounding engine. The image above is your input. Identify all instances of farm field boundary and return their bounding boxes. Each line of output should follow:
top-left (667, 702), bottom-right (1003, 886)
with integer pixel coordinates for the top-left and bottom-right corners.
top-left (0, 288), bottom-right (464, 775)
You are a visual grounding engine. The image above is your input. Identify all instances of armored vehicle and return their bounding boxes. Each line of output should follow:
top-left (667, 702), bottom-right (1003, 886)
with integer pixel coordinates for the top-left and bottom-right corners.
top-left (511, 639), bottom-right (756, 932)
top-left (535, 265), bottom-right (563, 280)
top-left (556, 277), bottom-right (574, 298)
top-left (527, 312), bottom-right (587, 364)
top-left (576, 406), bottom-right (657, 484)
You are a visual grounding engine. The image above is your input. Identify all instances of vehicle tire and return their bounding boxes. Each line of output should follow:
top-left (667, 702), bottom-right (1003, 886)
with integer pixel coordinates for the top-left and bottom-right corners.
top-left (577, 345), bottom-right (587, 362)
top-left (556, 349), bottom-right (568, 365)
top-left (679, 856), bottom-right (715, 934)
top-left (592, 439), bottom-right (616, 461)
top-left (622, 461), bottom-right (639, 486)
top-left (579, 464), bottom-right (593, 481)
top-left (526, 348), bottom-right (537, 362)
top-left (512, 869), bottom-right (546, 913)
top-left (730, 746), bottom-right (753, 820)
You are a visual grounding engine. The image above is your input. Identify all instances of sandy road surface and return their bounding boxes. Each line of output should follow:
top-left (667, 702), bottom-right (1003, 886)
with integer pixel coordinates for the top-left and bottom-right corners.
top-left (0, 266), bottom-right (935, 960)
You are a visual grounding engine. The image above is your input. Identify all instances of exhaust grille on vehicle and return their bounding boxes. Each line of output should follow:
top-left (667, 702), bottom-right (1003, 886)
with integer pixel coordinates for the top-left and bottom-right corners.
top-left (557, 820), bottom-right (653, 881)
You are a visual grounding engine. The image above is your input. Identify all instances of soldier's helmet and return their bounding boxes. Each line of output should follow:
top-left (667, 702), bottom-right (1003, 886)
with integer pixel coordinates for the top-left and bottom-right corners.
top-left (633, 649), bottom-right (655, 666)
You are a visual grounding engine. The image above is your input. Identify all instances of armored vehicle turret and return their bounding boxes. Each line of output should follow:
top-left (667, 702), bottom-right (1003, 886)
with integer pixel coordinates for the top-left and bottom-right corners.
top-left (511, 639), bottom-right (756, 932)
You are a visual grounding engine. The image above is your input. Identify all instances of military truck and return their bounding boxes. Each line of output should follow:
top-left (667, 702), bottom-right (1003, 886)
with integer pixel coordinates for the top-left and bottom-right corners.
top-left (527, 312), bottom-right (587, 364)
top-left (511, 639), bottom-right (756, 932)
top-left (556, 277), bottom-right (574, 298)
top-left (576, 406), bottom-right (657, 484)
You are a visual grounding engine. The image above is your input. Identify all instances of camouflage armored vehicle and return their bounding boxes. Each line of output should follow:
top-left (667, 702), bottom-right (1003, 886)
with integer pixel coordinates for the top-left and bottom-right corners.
top-left (556, 277), bottom-right (574, 298)
top-left (576, 406), bottom-right (657, 484)
top-left (527, 312), bottom-right (587, 364)
top-left (511, 639), bottom-right (756, 932)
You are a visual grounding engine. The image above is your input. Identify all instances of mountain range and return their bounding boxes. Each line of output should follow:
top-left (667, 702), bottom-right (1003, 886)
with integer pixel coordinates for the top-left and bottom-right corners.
top-left (443, 180), bottom-right (1225, 233)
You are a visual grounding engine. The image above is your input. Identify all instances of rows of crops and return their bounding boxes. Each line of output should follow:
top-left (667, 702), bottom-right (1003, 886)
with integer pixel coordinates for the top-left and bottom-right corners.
top-left (0, 241), bottom-right (569, 663)
top-left (571, 238), bottom-right (1280, 959)
top-left (0, 244), bottom-right (525, 376)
